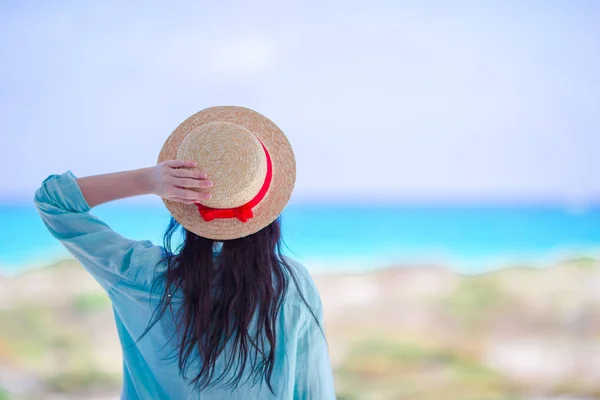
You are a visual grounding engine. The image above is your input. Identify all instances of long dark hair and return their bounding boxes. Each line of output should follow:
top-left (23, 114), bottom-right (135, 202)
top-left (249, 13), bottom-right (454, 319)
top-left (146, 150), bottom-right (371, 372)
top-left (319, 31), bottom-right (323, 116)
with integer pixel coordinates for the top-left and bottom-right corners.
top-left (138, 216), bottom-right (319, 394)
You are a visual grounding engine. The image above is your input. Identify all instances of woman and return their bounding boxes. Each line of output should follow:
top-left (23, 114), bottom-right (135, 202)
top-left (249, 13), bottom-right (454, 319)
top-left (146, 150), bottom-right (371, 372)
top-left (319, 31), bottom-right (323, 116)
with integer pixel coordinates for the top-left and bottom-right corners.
top-left (34, 107), bottom-right (335, 399)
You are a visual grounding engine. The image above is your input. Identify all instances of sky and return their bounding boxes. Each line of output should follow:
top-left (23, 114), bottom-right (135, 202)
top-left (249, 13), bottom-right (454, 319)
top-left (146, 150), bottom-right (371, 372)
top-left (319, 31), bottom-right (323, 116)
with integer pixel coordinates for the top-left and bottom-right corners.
top-left (1, 0), bottom-right (599, 204)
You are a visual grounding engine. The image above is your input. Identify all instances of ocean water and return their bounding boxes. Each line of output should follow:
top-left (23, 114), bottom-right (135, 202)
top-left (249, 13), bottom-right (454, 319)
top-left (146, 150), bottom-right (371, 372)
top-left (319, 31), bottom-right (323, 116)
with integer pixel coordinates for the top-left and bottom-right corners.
top-left (1, 203), bottom-right (599, 274)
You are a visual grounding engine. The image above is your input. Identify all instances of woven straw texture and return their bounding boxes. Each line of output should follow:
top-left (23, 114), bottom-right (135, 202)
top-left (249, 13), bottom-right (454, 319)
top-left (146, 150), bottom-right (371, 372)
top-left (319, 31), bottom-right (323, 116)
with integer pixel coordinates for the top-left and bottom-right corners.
top-left (158, 106), bottom-right (296, 240)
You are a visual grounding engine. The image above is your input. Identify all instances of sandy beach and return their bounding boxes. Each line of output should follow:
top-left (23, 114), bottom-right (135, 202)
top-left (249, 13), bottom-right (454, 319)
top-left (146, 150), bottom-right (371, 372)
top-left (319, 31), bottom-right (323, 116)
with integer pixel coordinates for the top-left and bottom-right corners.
top-left (1, 257), bottom-right (599, 400)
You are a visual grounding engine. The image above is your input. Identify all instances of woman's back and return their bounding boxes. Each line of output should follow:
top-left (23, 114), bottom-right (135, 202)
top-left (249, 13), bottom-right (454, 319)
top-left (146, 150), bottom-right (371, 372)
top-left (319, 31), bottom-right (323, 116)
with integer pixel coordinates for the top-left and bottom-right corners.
top-left (34, 170), bottom-right (335, 399)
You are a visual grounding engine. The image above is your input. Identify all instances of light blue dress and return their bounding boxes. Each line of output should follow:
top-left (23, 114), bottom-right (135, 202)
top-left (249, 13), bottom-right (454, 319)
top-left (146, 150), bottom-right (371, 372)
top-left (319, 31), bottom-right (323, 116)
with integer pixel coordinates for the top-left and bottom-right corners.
top-left (34, 171), bottom-right (336, 400)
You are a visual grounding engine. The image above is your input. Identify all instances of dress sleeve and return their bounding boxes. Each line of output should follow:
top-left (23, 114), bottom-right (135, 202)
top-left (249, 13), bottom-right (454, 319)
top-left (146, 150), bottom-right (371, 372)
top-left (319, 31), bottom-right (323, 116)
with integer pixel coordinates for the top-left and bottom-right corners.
top-left (33, 171), bottom-right (164, 291)
top-left (294, 302), bottom-right (337, 400)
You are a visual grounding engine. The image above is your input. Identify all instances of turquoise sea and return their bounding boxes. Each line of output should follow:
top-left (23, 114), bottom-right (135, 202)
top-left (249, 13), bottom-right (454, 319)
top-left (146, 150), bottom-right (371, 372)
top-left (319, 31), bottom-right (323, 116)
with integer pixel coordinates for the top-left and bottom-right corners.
top-left (1, 203), bottom-right (599, 275)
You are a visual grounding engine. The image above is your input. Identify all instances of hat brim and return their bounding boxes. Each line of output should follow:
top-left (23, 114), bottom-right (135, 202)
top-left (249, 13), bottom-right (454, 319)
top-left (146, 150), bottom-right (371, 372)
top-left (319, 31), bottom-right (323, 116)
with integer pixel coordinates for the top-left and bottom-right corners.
top-left (157, 106), bottom-right (296, 240)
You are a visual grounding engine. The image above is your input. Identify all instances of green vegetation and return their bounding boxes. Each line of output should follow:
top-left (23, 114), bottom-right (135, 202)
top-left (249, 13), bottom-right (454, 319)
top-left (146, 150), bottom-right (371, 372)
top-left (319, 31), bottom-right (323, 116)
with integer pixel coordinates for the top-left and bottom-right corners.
top-left (71, 292), bottom-right (110, 314)
top-left (0, 387), bottom-right (10, 400)
top-left (563, 256), bottom-right (599, 271)
top-left (0, 305), bottom-right (54, 360)
top-left (335, 336), bottom-right (516, 400)
top-left (45, 369), bottom-right (121, 393)
top-left (445, 276), bottom-right (504, 327)
top-left (0, 298), bottom-right (106, 376)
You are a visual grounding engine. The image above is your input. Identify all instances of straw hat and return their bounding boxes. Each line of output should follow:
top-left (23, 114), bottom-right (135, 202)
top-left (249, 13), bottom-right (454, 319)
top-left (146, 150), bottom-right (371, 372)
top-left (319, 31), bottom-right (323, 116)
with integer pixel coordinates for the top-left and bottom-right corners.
top-left (157, 106), bottom-right (296, 240)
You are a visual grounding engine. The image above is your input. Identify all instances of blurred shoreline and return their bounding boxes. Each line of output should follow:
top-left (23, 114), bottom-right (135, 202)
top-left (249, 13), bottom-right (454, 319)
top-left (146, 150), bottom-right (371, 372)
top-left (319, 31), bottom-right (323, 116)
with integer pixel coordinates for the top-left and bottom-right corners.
top-left (1, 256), bottom-right (600, 399)
top-left (3, 246), bottom-right (600, 277)
top-left (3, 203), bottom-right (600, 276)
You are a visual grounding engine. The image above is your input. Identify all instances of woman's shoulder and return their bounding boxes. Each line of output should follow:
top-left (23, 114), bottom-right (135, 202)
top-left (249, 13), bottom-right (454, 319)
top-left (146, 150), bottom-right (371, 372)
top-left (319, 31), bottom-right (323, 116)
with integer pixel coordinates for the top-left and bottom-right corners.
top-left (280, 256), bottom-right (323, 311)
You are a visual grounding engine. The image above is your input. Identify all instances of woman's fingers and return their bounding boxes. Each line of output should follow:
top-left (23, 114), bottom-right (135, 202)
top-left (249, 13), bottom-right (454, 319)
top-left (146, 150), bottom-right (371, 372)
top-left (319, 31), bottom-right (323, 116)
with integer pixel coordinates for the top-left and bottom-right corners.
top-left (173, 177), bottom-right (213, 189)
top-left (161, 160), bottom-right (212, 203)
top-left (170, 187), bottom-right (211, 201)
top-left (171, 168), bottom-right (207, 180)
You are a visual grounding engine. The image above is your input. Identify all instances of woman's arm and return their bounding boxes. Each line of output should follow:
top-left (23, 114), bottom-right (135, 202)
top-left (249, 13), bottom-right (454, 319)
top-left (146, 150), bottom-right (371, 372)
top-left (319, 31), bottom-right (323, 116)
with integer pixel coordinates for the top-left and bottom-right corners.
top-left (34, 160), bottom-right (213, 291)
top-left (77, 160), bottom-right (213, 208)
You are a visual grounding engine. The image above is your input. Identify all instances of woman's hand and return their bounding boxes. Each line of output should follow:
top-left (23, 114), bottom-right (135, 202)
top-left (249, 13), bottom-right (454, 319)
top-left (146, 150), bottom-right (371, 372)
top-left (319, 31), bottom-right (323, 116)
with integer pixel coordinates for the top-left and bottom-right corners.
top-left (147, 160), bottom-right (213, 204)
top-left (75, 161), bottom-right (211, 208)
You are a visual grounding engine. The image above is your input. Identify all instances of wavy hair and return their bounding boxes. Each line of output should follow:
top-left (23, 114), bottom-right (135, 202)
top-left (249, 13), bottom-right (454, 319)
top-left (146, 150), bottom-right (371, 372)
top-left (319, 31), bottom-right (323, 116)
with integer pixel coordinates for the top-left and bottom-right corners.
top-left (138, 217), bottom-right (320, 394)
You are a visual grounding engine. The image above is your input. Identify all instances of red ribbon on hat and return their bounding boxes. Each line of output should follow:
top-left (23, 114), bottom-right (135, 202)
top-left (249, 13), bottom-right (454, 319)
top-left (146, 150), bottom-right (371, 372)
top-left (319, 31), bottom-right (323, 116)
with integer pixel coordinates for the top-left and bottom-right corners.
top-left (195, 140), bottom-right (272, 223)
